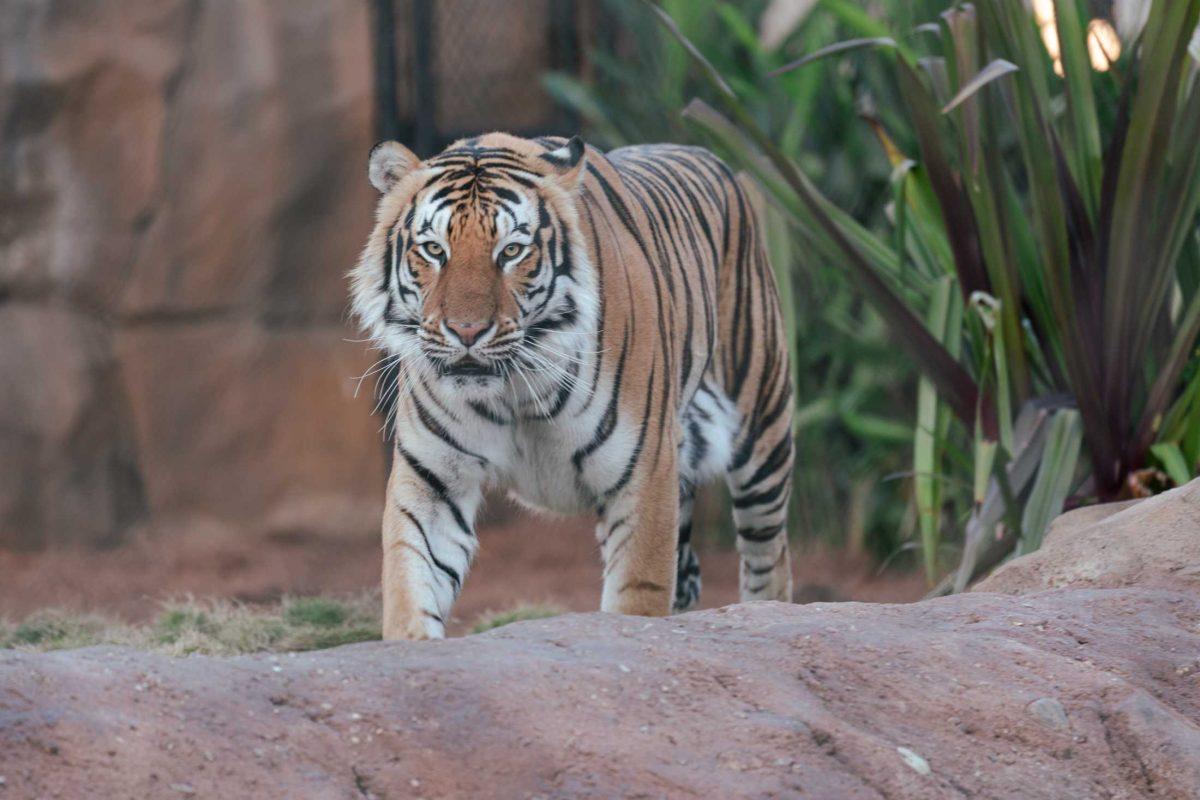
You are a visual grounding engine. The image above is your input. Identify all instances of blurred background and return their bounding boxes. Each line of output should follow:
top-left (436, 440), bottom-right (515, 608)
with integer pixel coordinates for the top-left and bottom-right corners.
top-left (2, 0), bottom-right (1196, 634)
top-left (0, 0), bottom-right (588, 557)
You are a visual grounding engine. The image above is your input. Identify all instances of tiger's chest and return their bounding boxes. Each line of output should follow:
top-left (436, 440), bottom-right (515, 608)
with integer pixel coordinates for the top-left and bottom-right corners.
top-left (489, 414), bottom-right (635, 516)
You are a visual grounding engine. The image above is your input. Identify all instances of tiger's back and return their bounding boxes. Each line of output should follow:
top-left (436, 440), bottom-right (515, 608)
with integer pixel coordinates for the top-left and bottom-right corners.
top-left (577, 142), bottom-right (794, 611)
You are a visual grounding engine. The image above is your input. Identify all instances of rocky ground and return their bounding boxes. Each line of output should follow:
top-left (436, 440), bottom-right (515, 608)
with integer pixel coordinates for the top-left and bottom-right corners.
top-left (3, 588), bottom-right (1199, 799)
top-left (2, 480), bottom-right (1198, 799)
top-left (977, 477), bottom-right (1200, 595)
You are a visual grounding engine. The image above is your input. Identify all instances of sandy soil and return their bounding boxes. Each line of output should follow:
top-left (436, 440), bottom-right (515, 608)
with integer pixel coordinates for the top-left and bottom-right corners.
top-left (0, 507), bottom-right (925, 635)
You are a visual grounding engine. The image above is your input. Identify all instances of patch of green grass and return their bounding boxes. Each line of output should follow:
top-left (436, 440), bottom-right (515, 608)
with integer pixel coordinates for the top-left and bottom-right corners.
top-left (147, 595), bottom-right (383, 655)
top-left (0, 595), bottom-right (383, 656)
top-left (283, 597), bottom-right (349, 628)
top-left (154, 608), bottom-right (217, 643)
top-left (0, 610), bottom-right (125, 651)
top-left (470, 604), bottom-right (564, 634)
top-left (1, 596), bottom-right (567, 653)
top-left (304, 626), bottom-right (381, 650)
top-left (151, 601), bottom-right (294, 655)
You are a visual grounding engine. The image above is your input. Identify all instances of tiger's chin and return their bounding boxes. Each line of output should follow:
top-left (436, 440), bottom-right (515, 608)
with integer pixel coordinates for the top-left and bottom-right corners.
top-left (437, 357), bottom-right (500, 378)
top-left (429, 356), bottom-right (509, 395)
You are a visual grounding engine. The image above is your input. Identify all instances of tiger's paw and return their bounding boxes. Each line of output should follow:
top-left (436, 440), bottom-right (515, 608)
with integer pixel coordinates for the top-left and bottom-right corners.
top-left (382, 615), bottom-right (443, 641)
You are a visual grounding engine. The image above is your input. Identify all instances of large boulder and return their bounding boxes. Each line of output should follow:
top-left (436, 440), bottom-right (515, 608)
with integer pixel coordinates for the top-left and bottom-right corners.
top-left (976, 477), bottom-right (1200, 594)
top-left (0, 0), bottom-right (586, 549)
top-left (4, 588), bottom-right (1200, 798)
top-left (0, 304), bottom-right (145, 548)
top-left (113, 322), bottom-right (385, 543)
top-left (0, 1), bottom-right (384, 547)
top-left (0, 0), bottom-right (373, 317)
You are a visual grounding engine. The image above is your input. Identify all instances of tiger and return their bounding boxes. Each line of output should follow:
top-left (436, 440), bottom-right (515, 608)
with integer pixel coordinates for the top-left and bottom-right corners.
top-left (350, 132), bottom-right (794, 640)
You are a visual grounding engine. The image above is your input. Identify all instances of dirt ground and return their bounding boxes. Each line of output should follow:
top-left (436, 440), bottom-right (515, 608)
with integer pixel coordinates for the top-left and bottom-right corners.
top-left (0, 506), bottom-right (925, 636)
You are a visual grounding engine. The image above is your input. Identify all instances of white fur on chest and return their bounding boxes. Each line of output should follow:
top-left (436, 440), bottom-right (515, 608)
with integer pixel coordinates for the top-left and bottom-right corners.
top-left (499, 421), bottom-right (597, 514)
top-left (403, 358), bottom-right (737, 519)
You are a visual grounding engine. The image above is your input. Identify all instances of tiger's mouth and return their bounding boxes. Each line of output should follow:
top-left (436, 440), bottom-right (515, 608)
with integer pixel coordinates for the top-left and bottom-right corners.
top-left (437, 357), bottom-right (501, 378)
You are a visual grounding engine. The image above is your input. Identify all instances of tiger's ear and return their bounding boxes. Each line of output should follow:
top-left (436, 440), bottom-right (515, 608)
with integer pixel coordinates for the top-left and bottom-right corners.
top-left (368, 140), bottom-right (420, 193)
top-left (540, 135), bottom-right (587, 193)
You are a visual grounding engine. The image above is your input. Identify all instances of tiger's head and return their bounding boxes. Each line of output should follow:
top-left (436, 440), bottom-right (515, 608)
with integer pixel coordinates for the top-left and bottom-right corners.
top-left (350, 132), bottom-right (594, 394)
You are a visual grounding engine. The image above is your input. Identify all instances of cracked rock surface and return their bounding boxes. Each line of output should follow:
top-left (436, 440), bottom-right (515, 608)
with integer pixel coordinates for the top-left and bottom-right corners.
top-left (4, 587), bottom-right (1200, 799)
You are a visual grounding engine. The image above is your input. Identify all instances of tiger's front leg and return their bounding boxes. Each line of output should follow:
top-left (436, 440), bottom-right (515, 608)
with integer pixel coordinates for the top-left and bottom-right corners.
top-left (596, 450), bottom-right (680, 617)
top-left (381, 443), bottom-right (483, 640)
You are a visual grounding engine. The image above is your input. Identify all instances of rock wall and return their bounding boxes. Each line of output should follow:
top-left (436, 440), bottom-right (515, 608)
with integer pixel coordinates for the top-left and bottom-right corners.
top-left (0, 0), bottom-right (578, 550)
top-left (0, 1), bottom-right (384, 548)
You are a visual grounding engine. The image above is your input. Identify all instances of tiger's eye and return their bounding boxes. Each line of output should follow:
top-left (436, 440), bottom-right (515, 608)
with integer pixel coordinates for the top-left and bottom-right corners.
top-left (424, 242), bottom-right (444, 257)
top-left (503, 243), bottom-right (522, 259)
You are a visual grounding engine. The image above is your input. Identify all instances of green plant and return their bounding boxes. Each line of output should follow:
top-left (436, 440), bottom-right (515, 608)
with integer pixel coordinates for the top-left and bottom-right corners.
top-left (653, 0), bottom-right (1200, 587)
top-left (2, 610), bottom-right (114, 649)
top-left (283, 597), bottom-right (351, 628)
top-left (1, 597), bottom-right (383, 655)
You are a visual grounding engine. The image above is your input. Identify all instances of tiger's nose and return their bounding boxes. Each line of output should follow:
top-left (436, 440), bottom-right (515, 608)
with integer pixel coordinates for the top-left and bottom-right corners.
top-left (445, 319), bottom-right (492, 347)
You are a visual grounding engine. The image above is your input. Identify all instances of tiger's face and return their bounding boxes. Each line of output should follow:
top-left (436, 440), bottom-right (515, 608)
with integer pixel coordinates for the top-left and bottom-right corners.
top-left (351, 134), bottom-right (590, 390)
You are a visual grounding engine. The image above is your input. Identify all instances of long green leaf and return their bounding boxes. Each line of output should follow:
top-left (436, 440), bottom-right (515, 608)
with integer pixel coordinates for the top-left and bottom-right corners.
top-left (1103, 0), bottom-right (1200, 453)
top-left (1052, 0), bottom-right (1102, 218)
top-left (1158, 82), bottom-right (1200, 303)
top-left (1019, 409), bottom-right (1083, 554)
top-left (820, 0), bottom-right (894, 40)
top-left (863, 115), bottom-right (955, 277)
top-left (914, 275), bottom-right (960, 583)
top-left (894, 57), bottom-right (990, 299)
top-left (941, 59), bottom-right (1019, 113)
top-left (1136, 286), bottom-right (1200, 451)
top-left (1151, 442), bottom-right (1192, 487)
top-left (951, 401), bottom-right (1056, 593)
top-left (768, 37), bottom-right (897, 77)
top-left (977, 0), bottom-right (1117, 492)
top-left (649, 5), bottom-right (991, 432)
top-left (946, 51), bottom-right (1032, 405)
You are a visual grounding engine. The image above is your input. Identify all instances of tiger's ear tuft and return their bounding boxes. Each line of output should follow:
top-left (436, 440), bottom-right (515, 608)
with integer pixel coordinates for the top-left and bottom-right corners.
top-left (540, 135), bottom-right (587, 192)
top-left (369, 140), bottom-right (420, 193)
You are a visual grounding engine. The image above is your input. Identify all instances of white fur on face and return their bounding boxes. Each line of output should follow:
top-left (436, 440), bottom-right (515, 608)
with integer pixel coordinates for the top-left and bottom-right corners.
top-left (350, 164), bottom-right (599, 409)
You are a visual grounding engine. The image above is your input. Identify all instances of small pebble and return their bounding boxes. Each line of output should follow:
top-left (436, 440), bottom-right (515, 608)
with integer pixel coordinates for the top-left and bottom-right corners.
top-left (897, 747), bottom-right (931, 776)
top-left (1027, 697), bottom-right (1069, 730)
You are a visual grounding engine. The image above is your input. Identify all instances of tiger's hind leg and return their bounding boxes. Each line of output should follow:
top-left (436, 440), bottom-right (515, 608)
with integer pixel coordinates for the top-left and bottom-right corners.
top-left (672, 382), bottom-right (738, 612)
top-left (715, 169), bottom-right (796, 602)
top-left (725, 404), bottom-right (794, 603)
top-left (673, 483), bottom-right (701, 612)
